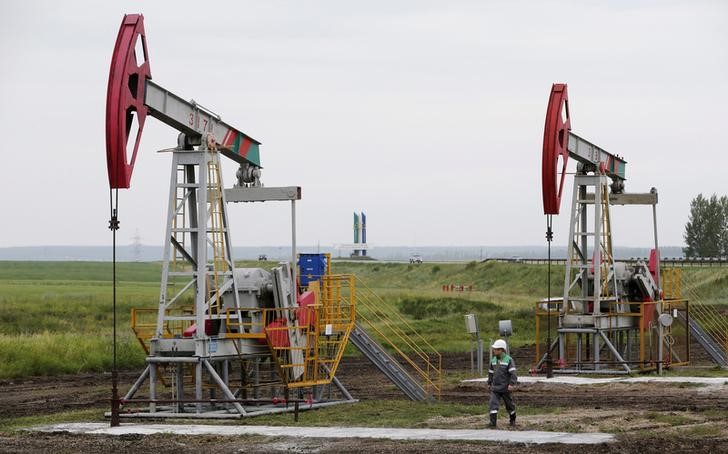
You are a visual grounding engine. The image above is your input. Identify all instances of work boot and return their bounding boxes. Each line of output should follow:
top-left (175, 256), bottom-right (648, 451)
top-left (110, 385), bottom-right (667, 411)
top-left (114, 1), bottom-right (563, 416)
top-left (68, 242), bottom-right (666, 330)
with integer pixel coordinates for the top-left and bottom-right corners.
top-left (489, 414), bottom-right (497, 428)
top-left (509, 413), bottom-right (516, 427)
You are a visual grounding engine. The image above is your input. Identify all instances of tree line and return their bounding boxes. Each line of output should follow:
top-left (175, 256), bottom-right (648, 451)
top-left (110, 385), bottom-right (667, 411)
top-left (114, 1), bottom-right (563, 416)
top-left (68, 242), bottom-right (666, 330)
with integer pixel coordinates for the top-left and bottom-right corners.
top-left (684, 194), bottom-right (728, 258)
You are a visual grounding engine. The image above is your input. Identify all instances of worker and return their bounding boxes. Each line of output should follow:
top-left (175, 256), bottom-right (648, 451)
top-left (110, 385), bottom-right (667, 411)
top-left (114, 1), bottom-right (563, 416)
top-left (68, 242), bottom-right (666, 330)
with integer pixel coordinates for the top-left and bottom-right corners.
top-left (487, 339), bottom-right (517, 428)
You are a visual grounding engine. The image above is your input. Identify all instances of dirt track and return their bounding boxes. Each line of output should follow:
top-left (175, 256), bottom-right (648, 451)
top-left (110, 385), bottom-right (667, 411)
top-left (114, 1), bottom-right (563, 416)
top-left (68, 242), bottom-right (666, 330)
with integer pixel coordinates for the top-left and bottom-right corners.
top-left (1, 347), bottom-right (727, 453)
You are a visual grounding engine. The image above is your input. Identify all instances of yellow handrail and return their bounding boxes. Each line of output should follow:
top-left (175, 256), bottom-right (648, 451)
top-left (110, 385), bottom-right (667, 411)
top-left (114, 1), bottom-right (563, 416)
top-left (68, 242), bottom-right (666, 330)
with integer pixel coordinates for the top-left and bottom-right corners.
top-left (348, 276), bottom-right (442, 399)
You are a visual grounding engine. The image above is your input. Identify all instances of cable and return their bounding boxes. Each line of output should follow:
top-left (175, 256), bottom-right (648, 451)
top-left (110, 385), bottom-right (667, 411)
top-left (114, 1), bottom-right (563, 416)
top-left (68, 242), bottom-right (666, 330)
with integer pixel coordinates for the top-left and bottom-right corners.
top-left (109, 188), bottom-right (120, 427)
top-left (545, 215), bottom-right (554, 378)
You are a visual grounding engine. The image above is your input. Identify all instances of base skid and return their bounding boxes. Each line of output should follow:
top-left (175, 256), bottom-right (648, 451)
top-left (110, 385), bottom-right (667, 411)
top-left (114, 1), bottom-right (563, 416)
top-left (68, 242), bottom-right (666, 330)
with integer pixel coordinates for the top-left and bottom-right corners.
top-left (107, 399), bottom-right (357, 420)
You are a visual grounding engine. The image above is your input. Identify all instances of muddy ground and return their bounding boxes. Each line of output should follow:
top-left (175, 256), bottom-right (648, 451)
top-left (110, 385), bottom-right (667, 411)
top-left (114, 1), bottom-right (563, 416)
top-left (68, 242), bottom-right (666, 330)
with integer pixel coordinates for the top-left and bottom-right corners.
top-left (1, 346), bottom-right (727, 453)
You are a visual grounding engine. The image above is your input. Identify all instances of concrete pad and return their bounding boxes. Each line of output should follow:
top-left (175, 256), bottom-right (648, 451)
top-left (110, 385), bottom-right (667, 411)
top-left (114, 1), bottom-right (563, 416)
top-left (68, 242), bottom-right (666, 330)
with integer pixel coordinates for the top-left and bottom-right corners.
top-left (464, 376), bottom-right (619, 385)
top-left (463, 376), bottom-right (728, 386)
top-left (32, 422), bottom-right (615, 445)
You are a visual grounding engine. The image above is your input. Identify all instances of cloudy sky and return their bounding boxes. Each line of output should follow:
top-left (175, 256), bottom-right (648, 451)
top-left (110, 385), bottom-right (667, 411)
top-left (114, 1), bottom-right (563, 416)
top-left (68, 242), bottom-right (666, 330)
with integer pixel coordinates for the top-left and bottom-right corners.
top-left (0, 1), bottom-right (726, 249)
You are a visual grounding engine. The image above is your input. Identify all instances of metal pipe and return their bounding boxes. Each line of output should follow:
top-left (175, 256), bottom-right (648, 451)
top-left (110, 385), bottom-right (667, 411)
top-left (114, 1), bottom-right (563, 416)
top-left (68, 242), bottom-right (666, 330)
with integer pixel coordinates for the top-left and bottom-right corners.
top-left (122, 398), bottom-right (313, 404)
top-left (175, 363), bottom-right (184, 413)
top-left (576, 334), bottom-right (582, 372)
top-left (599, 330), bottom-right (631, 373)
top-left (332, 376), bottom-right (354, 401)
top-left (203, 360), bottom-right (246, 415)
top-left (652, 189), bottom-right (661, 293)
top-left (291, 200), bottom-right (297, 297)
top-left (149, 363), bottom-right (157, 413)
top-left (112, 399), bottom-right (358, 420)
top-left (109, 411), bottom-right (245, 420)
top-left (195, 361), bottom-right (203, 413)
top-left (657, 304), bottom-right (664, 375)
top-left (553, 369), bottom-right (630, 375)
top-left (123, 364), bottom-right (150, 401)
top-left (146, 357), bottom-right (201, 363)
top-left (593, 330), bottom-right (600, 371)
top-left (320, 363), bottom-right (354, 401)
top-left (566, 360), bottom-right (654, 365)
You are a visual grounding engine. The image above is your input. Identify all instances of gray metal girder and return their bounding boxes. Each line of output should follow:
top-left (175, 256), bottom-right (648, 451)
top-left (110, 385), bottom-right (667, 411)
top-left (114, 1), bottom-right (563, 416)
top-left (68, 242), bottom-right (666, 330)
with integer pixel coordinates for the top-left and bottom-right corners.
top-left (144, 80), bottom-right (261, 167)
top-left (225, 186), bottom-right (302, 203)
top-left (582, 192), bottom-right (658, 205)
top-left (568, 132), bottom-right (626, 181)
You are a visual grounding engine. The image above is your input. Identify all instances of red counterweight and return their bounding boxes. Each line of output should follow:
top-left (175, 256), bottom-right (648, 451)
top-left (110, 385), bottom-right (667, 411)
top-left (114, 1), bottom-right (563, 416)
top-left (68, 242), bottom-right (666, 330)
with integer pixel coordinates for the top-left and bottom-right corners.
top-left (542, 83), bottom-right (571, 215)
top-left (105, 14), bottom-right (151, 189)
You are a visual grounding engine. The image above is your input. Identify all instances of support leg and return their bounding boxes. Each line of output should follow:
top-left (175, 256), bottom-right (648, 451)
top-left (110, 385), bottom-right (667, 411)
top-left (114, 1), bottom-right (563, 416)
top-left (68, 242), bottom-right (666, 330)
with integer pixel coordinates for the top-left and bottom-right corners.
top-left (203, 360), bottom-right (246, 415)
top-left (176, 363), bottom-right (184, 413)
top-left (124, 364), bottom-right (151, 401)
top-left (599, 330), bottom-right (631, 373)
top-left (576, 333), bottom-right (582, 371)
top-left (195, 361), bottom-right (203, 413)
top-left (332, 375), bottom-right (354, 401)
top-left (254, 358), bottom-right (260, 399)
top-left (149, 364), bottom-right (157, 413)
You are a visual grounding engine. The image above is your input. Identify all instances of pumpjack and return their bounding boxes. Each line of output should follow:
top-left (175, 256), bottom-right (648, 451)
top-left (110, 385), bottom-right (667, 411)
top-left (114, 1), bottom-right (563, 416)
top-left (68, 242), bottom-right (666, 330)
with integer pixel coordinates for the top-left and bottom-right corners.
top-left (105, 14), bottom-right (357, 418)
top-left (536, 84), bottom-right (689, 374)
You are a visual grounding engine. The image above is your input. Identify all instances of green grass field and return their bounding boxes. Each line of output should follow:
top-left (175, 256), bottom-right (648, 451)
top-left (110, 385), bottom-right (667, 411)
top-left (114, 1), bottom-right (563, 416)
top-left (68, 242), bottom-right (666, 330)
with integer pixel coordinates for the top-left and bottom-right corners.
top-left (0, 260), bottom-right (726, 379)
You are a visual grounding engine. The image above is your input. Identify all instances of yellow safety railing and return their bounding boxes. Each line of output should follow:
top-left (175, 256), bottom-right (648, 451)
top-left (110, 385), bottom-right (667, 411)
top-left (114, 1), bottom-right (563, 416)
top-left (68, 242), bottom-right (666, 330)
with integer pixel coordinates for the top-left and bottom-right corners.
top-left (665, 268), bottom-right (728, 363)
top-left (607, 299), bottom-right (691, 370)
top-left (225, 275), bottom-right (356, 388)
top-left (348, 276), bottom-right (443, 399)
top-left (662, 299), bottom-right (691, 367)
top-left (224, 307), bottom-right (271, 340)
top-left (533, 298), bottom-right (691, 370)
top-left (131, 307), bottom-right (194, 354)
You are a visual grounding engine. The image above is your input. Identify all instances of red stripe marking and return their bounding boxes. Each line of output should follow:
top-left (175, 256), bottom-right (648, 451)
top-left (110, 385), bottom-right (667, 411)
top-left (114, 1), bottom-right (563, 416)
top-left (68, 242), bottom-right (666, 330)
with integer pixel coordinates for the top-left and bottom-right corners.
top-left (222, 130), bottom-right (233, 147)
top-left (239, 137), bottom-right (252, 157)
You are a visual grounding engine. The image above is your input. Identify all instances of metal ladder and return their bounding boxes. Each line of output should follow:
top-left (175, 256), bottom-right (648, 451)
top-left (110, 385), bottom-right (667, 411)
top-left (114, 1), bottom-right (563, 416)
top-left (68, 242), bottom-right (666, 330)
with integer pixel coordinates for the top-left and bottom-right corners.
top-left (348, 323), bottom-right (429, 401)
top-left (205, 148), bottom-right (228, 315)
top-left (564, 175), bottom-right (618, 312)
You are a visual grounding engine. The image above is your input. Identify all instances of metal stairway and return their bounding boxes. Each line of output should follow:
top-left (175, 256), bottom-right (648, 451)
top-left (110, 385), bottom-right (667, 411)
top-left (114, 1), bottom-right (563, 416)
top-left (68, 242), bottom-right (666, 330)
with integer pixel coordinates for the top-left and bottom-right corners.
top-left (663, 268), bottom-right (728, 368)
top-left (677, 312), bottom-right (728, 367)
top-left (348, 323), bottom-right (428, 401)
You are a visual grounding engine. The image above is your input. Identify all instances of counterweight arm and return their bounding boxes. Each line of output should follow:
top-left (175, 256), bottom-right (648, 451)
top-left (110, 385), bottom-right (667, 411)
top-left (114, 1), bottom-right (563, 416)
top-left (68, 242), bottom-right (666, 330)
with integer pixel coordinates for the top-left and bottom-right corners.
top-left (105, 14), bottom-right (260, 189)
top-left (144, 80), bottom-right (261, 168)
top-left (542, 83), bottom-right (628, 214)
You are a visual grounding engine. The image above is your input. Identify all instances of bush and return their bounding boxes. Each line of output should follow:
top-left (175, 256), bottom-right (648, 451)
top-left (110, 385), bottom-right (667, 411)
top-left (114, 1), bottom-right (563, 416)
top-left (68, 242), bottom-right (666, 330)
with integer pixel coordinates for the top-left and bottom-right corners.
top-left (398, 296), bottom-right (498, 320)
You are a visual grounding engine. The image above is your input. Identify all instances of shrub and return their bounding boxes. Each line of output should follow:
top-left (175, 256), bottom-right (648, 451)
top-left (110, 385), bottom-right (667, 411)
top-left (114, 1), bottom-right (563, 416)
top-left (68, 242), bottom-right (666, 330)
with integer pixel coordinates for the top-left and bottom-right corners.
top-left (398, 296), bottom-right (498, 320)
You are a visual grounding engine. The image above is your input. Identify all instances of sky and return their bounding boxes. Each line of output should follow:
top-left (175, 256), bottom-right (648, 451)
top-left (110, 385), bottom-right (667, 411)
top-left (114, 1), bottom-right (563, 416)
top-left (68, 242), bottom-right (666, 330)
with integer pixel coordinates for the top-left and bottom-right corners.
top-left (0, 1), bottom-right (726, 249)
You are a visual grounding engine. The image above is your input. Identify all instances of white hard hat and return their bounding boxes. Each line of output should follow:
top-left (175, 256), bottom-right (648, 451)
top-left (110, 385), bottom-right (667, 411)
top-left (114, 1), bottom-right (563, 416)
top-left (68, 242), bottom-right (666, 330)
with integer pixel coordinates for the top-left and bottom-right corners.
top-left (492, 339), bottom-right (508, 349)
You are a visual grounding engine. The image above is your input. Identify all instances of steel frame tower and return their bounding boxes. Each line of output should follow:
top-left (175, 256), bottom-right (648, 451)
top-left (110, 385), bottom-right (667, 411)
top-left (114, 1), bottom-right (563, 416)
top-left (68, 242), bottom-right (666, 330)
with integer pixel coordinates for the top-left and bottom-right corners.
top-left (559, 172), bottom-right (624, 371)
top-left (148, 136), bottom-right (244, 413)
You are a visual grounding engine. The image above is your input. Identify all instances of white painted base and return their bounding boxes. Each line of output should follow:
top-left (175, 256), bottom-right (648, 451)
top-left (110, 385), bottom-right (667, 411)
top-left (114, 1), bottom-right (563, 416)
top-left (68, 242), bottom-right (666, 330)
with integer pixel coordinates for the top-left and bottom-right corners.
top-left (464, 376), bottom-right (728, 386)
top-left (32, 422), bottom-right (615, 445)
